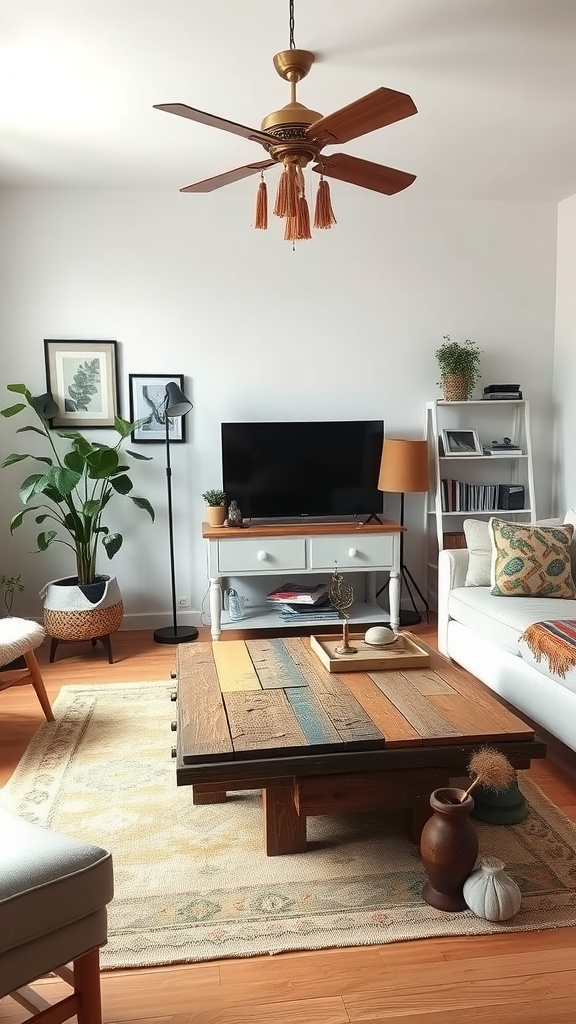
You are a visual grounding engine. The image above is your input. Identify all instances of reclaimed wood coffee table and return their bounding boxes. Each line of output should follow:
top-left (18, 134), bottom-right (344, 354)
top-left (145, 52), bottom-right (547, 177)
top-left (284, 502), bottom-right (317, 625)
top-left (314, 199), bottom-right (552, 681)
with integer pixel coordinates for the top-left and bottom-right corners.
top-left (175, 636), bottom-right (545, 856)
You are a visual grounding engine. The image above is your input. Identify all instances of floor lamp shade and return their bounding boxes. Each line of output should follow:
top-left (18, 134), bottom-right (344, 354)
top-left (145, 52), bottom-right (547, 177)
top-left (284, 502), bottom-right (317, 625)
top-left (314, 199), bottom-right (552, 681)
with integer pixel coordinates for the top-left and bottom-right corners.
top-left (377, 438), bottom-right (429, 627)
top-left (378, 439), bottom-right (429, 494)
top-left (153, 383), bottom-right (198, 646)
top-left (165, 381), bottom-right (192, 419)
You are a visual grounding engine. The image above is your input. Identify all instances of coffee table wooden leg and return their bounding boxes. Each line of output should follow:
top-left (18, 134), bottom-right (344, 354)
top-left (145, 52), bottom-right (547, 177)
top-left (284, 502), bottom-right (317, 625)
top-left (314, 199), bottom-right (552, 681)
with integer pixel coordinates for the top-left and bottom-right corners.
top-left (192, 783), bottom-right (227, 805)
top-left (263, 783), bottom-right (307, 856)
top-left (410, 794), bottom-right (434, 844)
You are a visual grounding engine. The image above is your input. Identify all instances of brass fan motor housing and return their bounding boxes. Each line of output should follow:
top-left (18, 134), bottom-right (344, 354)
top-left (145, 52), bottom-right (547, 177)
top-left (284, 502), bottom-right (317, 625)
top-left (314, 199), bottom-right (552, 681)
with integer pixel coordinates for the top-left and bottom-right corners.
top-left (261, 100), bottom-right (323, 133)
top-left (261, 47), bottom-right (322, 158)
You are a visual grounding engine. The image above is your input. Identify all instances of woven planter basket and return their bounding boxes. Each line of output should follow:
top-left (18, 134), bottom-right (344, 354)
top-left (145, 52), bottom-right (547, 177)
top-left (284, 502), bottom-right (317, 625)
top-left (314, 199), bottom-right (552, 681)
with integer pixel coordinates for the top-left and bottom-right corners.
top-left (41, 575), bottom-right (124, 641)
top-left (442, 373), bottom-right (468, 401)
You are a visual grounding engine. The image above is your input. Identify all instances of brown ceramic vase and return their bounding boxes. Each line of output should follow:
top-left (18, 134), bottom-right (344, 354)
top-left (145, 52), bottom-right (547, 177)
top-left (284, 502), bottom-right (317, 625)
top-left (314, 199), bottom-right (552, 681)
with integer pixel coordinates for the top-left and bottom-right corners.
top-left (420, 787), bottom-right (479, 912)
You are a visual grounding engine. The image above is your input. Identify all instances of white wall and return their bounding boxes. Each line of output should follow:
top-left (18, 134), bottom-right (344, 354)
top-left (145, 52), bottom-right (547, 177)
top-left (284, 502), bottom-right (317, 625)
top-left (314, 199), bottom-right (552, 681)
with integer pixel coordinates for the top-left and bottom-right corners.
top-left (0, 188), bottom-right (558, 625)
top-left (553, 193), bottom-right (576, 514)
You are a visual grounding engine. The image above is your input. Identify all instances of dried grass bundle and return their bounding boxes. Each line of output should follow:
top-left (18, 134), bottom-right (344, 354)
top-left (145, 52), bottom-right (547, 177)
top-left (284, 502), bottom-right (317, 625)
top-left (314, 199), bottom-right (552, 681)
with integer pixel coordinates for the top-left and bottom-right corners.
top-left (461, 746), bottom-right (516, 802)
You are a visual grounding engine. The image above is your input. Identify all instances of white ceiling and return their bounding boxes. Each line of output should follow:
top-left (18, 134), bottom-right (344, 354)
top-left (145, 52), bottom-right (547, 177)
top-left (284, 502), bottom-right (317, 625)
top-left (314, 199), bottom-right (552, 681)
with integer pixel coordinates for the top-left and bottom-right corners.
top-left (1, 0), bottom-right (576, 200)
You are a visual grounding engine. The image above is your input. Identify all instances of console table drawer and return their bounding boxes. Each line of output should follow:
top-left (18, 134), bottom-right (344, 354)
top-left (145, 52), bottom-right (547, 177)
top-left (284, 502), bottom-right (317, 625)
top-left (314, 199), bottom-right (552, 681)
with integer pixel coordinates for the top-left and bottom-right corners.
top-left (309, 534), bottom-right (394, 569)
top-left (217, 537), bottom-right (307, 574)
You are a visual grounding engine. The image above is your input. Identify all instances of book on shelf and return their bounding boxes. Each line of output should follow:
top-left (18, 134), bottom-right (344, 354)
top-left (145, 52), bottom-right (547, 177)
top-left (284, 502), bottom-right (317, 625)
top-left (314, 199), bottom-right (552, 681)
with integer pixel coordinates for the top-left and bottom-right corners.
top-left (442, 479), bottom-right (500, 513)
top-left (482, 446), bottom-right (522, 456)
top-left (277, 602), bottom-right (338, 620)
top-left (267, 582), bottom-right (330, 605)
top-left (481, 391), bottom-right (522, 400)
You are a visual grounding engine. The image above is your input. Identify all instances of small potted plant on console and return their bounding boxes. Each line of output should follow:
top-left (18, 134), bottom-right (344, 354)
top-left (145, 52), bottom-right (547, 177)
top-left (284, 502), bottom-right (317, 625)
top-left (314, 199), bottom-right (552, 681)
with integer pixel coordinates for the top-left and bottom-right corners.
top-left (202, 488), bottom-right (227, 528)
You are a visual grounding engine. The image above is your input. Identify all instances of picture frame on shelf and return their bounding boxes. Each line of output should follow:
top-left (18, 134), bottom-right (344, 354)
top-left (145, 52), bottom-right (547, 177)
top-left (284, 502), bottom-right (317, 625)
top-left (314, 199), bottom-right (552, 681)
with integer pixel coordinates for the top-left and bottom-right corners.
top-left (441, 428), bottom-right (482, 457)
top-left (128, 374), bottom-right (186, 443)
top-left (44, 339), bottom-right (119, 428)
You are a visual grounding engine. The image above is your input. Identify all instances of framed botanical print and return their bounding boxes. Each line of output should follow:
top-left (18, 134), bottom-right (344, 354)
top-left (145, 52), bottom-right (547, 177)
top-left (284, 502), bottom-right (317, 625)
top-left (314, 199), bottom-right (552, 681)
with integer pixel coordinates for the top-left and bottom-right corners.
top-left (44, 339), bottom-right (119, 428)
top-left (128, 374), bottom-right (187, 443)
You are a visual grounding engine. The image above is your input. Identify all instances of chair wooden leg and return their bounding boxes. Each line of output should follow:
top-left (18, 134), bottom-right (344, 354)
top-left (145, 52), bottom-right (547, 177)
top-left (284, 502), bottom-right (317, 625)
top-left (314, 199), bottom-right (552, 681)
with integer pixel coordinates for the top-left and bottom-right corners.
top-left (74, 948), bottom-right (103, 1024)
top-left (24, 650), bottom-right (54, 722)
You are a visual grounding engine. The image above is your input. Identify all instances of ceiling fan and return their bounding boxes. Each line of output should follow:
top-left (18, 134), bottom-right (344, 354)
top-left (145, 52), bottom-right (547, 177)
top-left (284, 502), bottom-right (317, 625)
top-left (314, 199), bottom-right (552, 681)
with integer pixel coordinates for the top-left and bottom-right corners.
top-left (153, 1), bottom-right (417, 241)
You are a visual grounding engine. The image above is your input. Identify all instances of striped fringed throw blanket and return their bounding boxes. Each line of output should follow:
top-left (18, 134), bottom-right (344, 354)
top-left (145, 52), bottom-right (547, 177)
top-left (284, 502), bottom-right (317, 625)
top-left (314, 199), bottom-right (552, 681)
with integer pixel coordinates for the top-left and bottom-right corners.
top-left (522, 620), bottom-right (576, 678)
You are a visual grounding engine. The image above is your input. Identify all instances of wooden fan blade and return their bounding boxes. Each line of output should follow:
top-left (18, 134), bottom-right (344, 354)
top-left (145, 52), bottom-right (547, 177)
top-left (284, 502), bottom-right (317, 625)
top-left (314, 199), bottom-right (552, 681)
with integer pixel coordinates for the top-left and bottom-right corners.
top-left (312, 153), bottom-right (416, 195)
top-left (153, 104), bottom-right (274, 147)
top-left (306, 88), bottom-right (417, 146)
top-left (180, 160), bottom-right (276, 193)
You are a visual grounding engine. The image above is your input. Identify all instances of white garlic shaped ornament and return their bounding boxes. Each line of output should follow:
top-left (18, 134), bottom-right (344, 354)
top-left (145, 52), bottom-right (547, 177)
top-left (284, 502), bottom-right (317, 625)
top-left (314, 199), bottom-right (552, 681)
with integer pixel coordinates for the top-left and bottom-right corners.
top-left (364, 626), bottom-right (396, 647)
top-left (463, 857), bottom-right (521, 921)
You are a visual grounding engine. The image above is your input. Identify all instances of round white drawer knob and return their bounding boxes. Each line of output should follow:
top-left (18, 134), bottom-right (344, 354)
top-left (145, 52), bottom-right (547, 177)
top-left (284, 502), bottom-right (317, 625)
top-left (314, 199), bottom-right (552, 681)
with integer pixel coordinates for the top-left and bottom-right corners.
top-left (348, 547), bottom-right (358, 557)
top-left (257, 550), bottom-right (268, 561)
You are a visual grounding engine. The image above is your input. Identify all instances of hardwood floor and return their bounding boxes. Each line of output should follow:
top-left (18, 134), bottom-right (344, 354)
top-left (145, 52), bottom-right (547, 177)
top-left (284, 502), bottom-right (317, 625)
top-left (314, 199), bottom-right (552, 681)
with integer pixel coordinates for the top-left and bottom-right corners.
top-left (2, 623), bottom-right (576, 1024)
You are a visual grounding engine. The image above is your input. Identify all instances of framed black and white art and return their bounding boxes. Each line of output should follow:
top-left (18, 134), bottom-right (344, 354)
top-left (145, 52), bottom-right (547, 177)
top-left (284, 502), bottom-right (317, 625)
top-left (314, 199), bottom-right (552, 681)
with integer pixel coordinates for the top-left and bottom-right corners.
top-left (128, 374), bottom-right (187, 443)
top-left (44, 339), bottom-right (119, 428)
top-left (441, 428), bottom-right (483, 457)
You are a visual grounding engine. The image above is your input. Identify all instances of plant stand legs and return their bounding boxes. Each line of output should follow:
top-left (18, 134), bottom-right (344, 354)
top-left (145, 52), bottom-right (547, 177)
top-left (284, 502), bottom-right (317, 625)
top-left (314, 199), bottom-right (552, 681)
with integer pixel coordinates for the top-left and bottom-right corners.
top-left (49, 634), bottom-right (114, 664)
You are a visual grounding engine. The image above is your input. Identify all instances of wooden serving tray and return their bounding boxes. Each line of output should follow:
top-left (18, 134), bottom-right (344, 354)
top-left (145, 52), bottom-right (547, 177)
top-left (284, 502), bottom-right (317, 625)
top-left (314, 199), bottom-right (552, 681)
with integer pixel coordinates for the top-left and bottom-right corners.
top-left (310, 631), bottom-right (431, 673)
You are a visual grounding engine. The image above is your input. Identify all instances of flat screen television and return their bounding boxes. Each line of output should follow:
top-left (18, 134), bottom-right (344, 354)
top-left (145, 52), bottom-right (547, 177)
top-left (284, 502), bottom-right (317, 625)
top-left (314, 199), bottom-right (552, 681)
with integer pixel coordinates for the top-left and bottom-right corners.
top-left (221, 420), bottom-right (384, 520)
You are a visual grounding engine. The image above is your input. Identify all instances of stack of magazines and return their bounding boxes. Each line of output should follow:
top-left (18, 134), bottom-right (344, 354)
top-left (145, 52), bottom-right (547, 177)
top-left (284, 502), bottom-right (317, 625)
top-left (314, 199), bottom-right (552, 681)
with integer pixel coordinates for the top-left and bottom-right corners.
top-left (266, 582), bottom-right (339, 621)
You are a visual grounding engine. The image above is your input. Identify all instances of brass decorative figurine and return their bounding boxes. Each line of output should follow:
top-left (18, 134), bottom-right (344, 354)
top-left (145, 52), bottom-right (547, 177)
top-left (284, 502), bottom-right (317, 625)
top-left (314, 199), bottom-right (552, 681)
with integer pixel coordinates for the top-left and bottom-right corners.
top-left (329, 566), bottom-right (357, 656)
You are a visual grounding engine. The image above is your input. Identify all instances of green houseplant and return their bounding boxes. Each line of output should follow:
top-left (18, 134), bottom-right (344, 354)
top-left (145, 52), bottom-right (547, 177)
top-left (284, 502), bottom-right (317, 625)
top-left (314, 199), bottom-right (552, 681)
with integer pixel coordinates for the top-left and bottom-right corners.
top-left (202, 488), bottom-right (227, 528)
top-left (1, 574), bottom-right (24, 616)
top-left (1, 385), bottom-right (155, 641)
top-left (435, 336), bottom-right (481, 401)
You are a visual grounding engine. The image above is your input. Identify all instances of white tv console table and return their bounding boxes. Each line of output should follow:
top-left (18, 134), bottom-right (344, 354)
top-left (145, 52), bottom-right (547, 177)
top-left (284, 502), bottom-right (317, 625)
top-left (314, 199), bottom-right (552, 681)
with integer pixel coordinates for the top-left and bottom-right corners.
top-left (202, 520), bottom-right (403, 640)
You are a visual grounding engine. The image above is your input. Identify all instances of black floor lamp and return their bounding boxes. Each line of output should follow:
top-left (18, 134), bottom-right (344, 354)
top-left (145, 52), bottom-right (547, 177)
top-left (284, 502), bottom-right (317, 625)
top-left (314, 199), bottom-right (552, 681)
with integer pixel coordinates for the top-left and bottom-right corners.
top-left (376, 438), bottom-right (431, 627)
top-left (154, 382), bottom-right (199, 645)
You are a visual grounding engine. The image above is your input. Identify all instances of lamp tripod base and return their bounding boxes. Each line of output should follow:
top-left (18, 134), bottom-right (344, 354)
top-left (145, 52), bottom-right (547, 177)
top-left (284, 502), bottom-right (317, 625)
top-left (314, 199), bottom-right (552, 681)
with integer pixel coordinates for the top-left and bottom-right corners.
top-left (398, 608), bottom-right (422, 627)
top-left (154, 625), bottom-right (199, 645)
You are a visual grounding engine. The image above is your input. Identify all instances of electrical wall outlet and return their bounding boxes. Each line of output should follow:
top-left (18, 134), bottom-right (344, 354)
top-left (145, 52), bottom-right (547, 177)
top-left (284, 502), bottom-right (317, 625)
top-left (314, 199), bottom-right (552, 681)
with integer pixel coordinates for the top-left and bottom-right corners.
top-left (177, 597), bottom-right (190, 608)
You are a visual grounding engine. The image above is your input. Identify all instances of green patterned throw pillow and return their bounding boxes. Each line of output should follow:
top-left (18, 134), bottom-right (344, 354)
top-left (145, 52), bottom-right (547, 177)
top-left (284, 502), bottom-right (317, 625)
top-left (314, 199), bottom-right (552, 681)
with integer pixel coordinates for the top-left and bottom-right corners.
top-left (489, 518), bottom-right (576, 597)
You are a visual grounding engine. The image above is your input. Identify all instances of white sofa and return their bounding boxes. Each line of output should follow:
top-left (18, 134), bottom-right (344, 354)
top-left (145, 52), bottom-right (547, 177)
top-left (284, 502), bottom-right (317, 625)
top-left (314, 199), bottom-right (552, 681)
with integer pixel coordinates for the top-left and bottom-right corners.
top-left (437, 515), bottom-right (576, 754)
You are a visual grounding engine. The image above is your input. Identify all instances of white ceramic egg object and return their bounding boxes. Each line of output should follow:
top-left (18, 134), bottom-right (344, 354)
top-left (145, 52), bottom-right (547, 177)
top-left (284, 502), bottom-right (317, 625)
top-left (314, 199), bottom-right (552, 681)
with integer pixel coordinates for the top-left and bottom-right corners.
top-left (364, 626), bottom-right (396, 647)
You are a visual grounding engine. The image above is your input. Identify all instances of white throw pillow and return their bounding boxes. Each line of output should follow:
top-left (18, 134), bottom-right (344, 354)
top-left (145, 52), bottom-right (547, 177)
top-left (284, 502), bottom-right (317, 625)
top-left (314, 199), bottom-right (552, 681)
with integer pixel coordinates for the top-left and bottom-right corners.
top-left (462, 515), bottom-right (564, 588)
top-left (463, 519), bottom-right (493, 587)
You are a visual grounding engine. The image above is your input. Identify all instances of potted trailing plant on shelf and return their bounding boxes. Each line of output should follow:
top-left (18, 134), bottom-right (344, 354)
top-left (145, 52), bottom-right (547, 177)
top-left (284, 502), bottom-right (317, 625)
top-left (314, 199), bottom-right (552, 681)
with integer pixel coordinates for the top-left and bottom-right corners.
top-left (202, 488), bottom-right (227, 528)
top-left (1, 385), bottom-right (155, 643)
top-left (435, 335), bottom-right (481, 401)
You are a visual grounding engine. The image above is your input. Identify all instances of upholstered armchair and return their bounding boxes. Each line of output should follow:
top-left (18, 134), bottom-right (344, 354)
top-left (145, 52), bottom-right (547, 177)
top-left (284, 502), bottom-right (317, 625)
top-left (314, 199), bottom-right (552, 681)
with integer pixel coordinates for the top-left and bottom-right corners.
top-left (0, 807), bottom-right (113, 1024)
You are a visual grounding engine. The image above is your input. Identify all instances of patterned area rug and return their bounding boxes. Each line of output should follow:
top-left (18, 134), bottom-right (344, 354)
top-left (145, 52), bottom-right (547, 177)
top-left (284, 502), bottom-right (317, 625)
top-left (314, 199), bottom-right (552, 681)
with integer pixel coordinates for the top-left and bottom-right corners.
top-left (3, 682), bottom-right (576, 969)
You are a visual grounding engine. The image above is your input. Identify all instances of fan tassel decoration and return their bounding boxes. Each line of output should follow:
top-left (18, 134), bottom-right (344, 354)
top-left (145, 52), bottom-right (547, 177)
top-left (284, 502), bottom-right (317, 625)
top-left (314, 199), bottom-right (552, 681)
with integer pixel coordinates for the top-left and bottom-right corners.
top-left (314, 175), bottom-right (337, 230)
top-left (254, 173), bottom-right (268, 230)
top-left (259, 159), bottom-right (337, 240)
top-left (285, 194), bottom-right (311, 241)
top-left (273, 160), bottom-right (299, 219)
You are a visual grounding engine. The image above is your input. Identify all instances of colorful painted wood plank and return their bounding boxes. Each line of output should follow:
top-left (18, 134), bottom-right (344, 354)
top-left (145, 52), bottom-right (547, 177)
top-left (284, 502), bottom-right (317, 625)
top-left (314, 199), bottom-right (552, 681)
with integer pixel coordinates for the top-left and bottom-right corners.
top-left (368, 670), bottom-right (462, 741)
top-left (223, 688), bottom-right (310, 758)
top-left (341, 671), bottom-right (422, 748)
top-left (178, 644), bottom-right (234, 764)
top-left (290, 638), bottom-right (384, 749)
top-left (246, 638), bottom-right (309, 689)
top-left (212, 640), bottom-right (262, 692)
top-left (428, 692), bottom-right (531, 742)
top-left (405, 668), bottom-right (456, 696)
top-left (430, 658), bottom-right (534, 736)
top-left (284, 685), bottom-right (346, 750)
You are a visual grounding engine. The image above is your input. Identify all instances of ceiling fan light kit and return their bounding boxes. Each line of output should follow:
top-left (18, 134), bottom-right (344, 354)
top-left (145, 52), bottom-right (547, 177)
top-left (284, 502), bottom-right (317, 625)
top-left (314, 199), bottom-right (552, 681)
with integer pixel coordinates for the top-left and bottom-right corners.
top-left (154, 1), bottom-right (417, 243)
